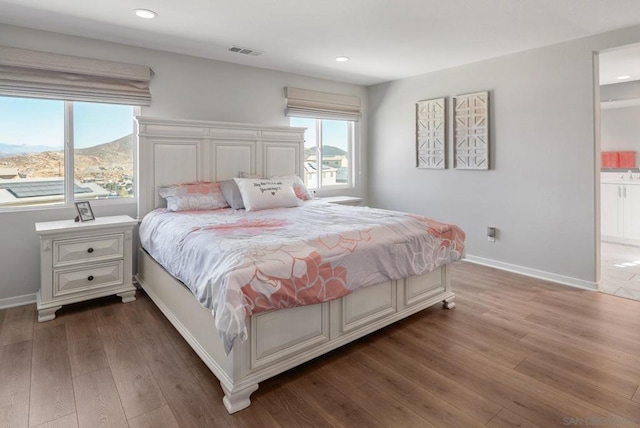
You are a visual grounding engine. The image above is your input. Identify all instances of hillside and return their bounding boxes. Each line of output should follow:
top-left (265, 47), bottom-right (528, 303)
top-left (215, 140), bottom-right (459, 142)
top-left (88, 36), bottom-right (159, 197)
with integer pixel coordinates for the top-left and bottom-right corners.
top-left (304, 145), bottom-right (348, 159)
top-left (0, 134), bottom-right (133, 183)
top-left (0, 143), bottom-right (59, 158)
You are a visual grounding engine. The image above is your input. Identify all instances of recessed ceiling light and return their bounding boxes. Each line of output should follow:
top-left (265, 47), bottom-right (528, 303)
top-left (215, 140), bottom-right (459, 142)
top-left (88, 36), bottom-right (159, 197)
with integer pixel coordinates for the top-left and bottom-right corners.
top-left (134, 9), bottom-right (157, 19)
top-left (335, 56), bottom-right (350, 62)
top-left (617, 75), bottom-right (631, 80)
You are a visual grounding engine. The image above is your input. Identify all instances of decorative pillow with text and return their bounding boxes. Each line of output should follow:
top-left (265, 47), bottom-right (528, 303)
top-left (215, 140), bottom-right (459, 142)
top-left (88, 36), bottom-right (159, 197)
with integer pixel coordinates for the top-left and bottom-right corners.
top-left (233, 178), bottom-right (302, 211)
top-left (239, 172), bottom-right (312, 201)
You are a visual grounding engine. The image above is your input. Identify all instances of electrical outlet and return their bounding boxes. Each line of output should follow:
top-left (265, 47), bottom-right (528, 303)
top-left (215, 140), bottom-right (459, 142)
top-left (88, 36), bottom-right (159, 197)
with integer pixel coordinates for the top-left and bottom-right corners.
top-left (487, 227), bottom-right (496, 242)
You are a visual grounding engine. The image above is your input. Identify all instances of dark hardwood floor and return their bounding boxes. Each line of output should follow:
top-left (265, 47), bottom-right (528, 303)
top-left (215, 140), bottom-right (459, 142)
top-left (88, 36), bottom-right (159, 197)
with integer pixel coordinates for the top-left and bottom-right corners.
top-left (1, 262), bottom-right (640, 427)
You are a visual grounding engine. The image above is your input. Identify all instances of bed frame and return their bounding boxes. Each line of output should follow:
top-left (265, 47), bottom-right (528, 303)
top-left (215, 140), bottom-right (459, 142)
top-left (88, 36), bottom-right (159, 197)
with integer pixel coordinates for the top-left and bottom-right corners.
top-left (135, 116), bottom-right (456, 413)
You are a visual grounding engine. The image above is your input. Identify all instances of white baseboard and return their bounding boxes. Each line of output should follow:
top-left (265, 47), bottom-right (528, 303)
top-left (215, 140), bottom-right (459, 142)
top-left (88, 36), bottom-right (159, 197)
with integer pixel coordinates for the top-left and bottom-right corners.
top-left (0, 293), bottom-right (37, 310)
top-left (464, 255), bottom-right (598, 291)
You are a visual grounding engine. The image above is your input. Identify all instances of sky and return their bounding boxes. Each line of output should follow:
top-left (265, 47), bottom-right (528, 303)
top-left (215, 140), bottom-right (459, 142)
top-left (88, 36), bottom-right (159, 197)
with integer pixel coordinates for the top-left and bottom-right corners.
top-left (0, 97), bottom-right (347, 151)
top-left (0, 97), bottom-right (133, 149)
top-left (290, 117), bottom-right (350, 152)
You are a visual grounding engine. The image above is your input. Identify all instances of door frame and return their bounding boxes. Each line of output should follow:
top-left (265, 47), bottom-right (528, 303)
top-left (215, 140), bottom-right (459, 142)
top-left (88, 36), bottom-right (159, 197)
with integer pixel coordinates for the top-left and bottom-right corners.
top-left (593, 50), bottom-right (602, 291)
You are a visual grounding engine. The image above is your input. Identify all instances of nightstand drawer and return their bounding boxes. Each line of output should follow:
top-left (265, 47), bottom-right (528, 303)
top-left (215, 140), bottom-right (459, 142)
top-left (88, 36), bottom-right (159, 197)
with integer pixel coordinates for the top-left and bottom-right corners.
top-left (53, 234), bottom-right (124, 267)
top-left (53, 261), bottom-right (124, 297)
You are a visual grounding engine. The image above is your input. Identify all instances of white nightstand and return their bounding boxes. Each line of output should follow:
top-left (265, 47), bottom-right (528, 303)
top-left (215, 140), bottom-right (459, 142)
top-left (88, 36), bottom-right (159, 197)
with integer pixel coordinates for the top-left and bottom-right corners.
top-left (35, 215), bottom-right (138, 322)
top-left (321, 196), bottom-right (364, 206)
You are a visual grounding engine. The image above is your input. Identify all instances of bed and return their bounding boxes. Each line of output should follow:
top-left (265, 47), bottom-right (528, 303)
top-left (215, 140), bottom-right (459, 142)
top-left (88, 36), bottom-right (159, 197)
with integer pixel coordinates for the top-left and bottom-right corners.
top-left (135, 116), bottom-right (464, 413)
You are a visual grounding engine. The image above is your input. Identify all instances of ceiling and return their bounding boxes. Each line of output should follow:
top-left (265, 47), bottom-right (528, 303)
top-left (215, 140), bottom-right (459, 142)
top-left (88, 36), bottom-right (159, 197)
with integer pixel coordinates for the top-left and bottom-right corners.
top-left (1, 0), bottom-right (640, 86)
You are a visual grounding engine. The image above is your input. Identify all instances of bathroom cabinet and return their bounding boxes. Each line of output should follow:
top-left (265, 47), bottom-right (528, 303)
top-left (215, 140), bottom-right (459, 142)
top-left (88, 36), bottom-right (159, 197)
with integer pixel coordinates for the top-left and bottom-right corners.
top-left (601, 182), bottom-right (640, 243)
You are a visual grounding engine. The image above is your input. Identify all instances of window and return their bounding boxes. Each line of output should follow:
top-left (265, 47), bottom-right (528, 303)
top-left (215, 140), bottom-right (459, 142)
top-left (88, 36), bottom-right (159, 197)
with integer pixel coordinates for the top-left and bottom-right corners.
top-left (290, 117), bottom-right (354, 190)
top-left (0, 96), bottom-right (134, 208)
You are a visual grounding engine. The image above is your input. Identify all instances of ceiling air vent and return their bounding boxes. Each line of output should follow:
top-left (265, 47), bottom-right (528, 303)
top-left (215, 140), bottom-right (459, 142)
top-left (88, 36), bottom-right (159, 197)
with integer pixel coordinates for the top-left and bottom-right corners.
top-left (228, 46), bottom-right (264, 57)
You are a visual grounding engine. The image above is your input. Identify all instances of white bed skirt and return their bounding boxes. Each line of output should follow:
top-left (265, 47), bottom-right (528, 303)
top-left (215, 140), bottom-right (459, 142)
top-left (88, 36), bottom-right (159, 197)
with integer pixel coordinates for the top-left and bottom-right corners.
top-left (137, 248), bottom-right (455, 413)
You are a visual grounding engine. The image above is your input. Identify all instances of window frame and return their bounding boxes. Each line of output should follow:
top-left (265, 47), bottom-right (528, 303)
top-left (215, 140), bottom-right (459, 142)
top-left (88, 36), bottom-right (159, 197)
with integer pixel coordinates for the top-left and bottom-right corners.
top-left (294, 117), bottom-right (356, 192)
top-left (0, 96), bottom-right (139, 212)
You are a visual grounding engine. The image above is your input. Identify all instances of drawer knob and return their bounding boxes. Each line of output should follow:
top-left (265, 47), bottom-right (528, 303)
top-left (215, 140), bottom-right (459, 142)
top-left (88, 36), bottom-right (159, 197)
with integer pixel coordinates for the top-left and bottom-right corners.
top-left (88, 275), bottom-right (94, 281)
top-left (87, 248), bottom-right (94, 253)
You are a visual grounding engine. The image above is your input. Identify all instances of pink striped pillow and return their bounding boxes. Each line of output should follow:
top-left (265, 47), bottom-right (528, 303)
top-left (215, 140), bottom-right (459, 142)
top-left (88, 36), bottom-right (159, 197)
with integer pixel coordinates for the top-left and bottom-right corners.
top-left (158, 181), bottom-right (229, 211)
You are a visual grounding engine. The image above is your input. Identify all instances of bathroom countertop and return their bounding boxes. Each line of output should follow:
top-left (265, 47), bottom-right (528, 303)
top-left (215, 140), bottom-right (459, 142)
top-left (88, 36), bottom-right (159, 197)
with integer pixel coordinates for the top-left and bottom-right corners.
top-left (601, 179), bottom-right (640, 185)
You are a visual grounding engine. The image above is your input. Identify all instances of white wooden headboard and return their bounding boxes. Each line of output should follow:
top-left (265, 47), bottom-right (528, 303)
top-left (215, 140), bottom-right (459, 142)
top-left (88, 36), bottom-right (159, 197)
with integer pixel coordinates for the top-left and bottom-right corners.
top-left (135, 116), bottom-right (306, 219)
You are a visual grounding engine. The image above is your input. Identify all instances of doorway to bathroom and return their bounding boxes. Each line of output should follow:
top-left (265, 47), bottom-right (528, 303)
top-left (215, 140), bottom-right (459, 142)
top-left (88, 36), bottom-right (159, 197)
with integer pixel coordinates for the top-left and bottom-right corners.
top-left (598, 43), bottom-right (640, 302)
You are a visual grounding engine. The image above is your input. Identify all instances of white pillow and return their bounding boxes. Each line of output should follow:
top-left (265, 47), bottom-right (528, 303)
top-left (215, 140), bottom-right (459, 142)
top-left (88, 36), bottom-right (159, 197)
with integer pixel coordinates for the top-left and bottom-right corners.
top-left (233, 178), bottom-right (302, 211)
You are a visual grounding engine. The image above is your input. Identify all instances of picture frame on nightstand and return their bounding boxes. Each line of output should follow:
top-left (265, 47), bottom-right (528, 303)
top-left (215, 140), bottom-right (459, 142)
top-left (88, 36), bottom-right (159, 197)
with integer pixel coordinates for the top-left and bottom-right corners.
top-left (75, 201), bottom-right (95, 222)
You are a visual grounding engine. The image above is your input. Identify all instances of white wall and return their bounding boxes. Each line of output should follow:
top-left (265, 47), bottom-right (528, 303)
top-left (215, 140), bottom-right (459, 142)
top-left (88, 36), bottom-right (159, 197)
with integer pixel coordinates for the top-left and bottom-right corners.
top-left (601, 80), bottom-right (640, 100)
top-left (0, 23), bottom-right (367, 305)
top-left (601, 106), bottom-right (640, 167)
top-left (600, 81), bottom-right (640, 167)
top-left (367, 25), bottom-right (640, 286)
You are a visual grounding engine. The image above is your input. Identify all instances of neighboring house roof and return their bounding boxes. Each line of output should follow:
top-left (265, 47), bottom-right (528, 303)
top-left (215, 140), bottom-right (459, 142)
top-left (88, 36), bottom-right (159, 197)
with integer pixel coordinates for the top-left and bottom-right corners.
top-left (304, 162), bottom-right (337, 173)
top-left (0, 178), bottom-right (110, 206)
top-left (0, 168), bottom-right (19, 179)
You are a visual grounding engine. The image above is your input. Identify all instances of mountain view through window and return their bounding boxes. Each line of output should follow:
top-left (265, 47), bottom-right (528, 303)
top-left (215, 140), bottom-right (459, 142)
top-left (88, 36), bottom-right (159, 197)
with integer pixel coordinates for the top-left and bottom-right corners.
top-left (290, 117), bottom-right (353, 190)
top-left (0, 97), bottom-right (134, 208)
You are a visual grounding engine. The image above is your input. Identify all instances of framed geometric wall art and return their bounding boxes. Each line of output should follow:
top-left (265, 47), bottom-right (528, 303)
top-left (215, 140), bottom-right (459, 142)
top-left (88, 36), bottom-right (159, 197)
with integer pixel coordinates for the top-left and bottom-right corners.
top-left (416, 97), bottom-right (446, 169)
top-left (453, 91), bottom-right (489, 170)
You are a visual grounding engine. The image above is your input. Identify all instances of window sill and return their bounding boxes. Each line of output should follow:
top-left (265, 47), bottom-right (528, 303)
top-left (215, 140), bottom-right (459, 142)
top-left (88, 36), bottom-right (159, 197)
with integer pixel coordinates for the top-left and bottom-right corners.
top-left (0, 198), bottom-right (136, 214)
top-left (319, 196), bottom-right (363, 206)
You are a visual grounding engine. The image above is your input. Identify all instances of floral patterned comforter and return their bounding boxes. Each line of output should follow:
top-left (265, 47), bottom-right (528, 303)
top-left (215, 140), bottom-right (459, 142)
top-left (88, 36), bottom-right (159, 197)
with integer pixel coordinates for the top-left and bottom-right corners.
top-left (139, 202), bottom-right (465, 353)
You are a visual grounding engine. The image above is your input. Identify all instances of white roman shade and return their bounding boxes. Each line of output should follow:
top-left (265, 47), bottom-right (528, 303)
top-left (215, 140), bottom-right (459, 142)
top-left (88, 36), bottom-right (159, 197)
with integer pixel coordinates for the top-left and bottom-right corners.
top-left (285, 87), bottom-right (361, 121)
top-left (0, 45), bottom-right (152, 105)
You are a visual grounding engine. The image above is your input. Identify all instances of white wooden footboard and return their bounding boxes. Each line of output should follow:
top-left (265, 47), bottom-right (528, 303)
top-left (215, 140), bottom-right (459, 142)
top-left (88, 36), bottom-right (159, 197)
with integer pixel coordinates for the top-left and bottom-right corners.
top-left (137, 248), bottom-right (454, 414)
